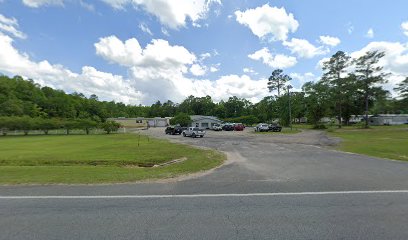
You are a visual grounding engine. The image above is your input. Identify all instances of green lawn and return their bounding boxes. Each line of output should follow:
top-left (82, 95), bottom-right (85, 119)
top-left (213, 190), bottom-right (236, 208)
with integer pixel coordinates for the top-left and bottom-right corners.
top-left (328, 125), bottom-right (408, 161)
top-left (0, 134), bottom-right (225, 184)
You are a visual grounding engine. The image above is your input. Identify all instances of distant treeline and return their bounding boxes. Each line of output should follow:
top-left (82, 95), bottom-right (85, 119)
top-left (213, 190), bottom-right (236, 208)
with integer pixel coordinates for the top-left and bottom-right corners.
top-left (1, 57), bottom-right (408, 130)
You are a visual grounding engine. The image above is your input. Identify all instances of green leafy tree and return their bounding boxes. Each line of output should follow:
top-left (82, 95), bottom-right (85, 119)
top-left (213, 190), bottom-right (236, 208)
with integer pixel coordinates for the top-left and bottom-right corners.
top-left (101, 120), bottom-right (121, 134)
top-left (170, 113), bottom-right (192, 127)
top-left (36, 118), bottom-right (61, 135)
top-left (76, 119), bottom-right (98, 135)
top-left (302, 82), bottom-right (331, 128)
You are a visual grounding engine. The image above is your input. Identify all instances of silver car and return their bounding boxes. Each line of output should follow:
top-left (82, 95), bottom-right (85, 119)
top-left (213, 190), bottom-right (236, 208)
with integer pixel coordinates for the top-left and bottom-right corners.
top-left (254, 123), bottom-right (269, 132)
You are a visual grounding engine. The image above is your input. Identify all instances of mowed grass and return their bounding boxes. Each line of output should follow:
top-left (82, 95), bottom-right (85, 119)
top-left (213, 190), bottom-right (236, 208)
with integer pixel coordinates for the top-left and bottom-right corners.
top-left (328, 125), bottom-right (408, 161)
top-left (0, 134), bottom-right (225, 184)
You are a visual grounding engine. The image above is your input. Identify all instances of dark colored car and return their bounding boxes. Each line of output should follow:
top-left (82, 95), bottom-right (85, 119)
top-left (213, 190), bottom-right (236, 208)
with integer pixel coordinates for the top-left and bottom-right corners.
top-left (234, 123), bottom-right (244, 131)
top-left (165, 126), bottom-right (183, 135)
top-left (268, 124), bottom-right (282, 132)
top-left (222, 124), bottom-right (234, 131)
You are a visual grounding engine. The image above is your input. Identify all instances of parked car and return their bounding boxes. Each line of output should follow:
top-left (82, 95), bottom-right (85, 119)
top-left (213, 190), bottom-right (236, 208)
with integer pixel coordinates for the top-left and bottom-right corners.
top-left (165, 126), bottom-right (183, 135)
top-left (254, 123), bottom-right (269, 132)
top-left (268, 124), bottom-right (282, 132)
top-left (212, 123), bottom-right (222, 131)
top-left (182, 127), bottom-right (206, 138)
top-left (234, 123), bottom-right (244, 131)
top-left (222, 124), bottom-right (234, 131)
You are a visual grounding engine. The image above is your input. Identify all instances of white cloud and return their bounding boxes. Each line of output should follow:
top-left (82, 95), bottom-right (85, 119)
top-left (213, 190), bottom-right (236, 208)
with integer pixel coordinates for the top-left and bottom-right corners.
top-left (0, 31), bottom-right (272, 104)
top-left (161, 27), bottom-right (169, 36)
top-left (0, 32), bottom-right (144, 104)
top-left (402, 21), bottom-right (408, 37)
top-left (79, 0), bottom-right (95, 12)
top-left (290, 72), bottom-right (317, 85)
top-left (0, 14), bottom-right (27, 39)
top-left (101, 0), bottom-right (221, 29)
top-left (351, 41), bottom-right (408, 76)
top-left (248, 48), bottom-right (297, 69)
top-left (200, 52), bottom-right (211, 60)
top-left (95, 35), bottom-right (269, 103)
top-left (348, 41), bottom-right (408, 96)
top-left (235, 4), bottom-right (298, 41)
top-left (22, 0), bottom-right (64, 8)
top-left (283, 38), bottom-right (328, 58)
top-left (190, 64), bottom-right (206, 76)
top-left (242, 68), bottom-right (258, 75)
top-left (209, 65), bottom-right (219, 72)
top-left (319, 35), bottom-right (341, 47)
top-left (139, 23), bottom-right (153, 35)
top-left (366, 28), bottom-right (374, 38)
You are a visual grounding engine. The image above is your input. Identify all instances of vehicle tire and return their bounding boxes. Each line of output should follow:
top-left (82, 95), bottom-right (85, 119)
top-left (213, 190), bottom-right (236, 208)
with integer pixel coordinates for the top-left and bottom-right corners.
top-left (200, 135), bottom-right (203, 138)
top-left (183, 133), bottom-right (186, 137)
top-left (192, 133), bottom-right (196, 138)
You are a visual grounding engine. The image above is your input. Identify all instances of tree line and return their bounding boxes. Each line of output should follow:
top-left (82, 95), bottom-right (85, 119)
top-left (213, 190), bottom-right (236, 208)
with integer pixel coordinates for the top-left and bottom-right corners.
top-left (0, 49), bottom-right (407, 132)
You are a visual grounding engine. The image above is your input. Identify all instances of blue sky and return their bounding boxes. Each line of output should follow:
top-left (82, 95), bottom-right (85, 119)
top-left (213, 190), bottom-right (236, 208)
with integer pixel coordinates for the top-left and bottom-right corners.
top-left (0, 0), bottom-right (407, 105)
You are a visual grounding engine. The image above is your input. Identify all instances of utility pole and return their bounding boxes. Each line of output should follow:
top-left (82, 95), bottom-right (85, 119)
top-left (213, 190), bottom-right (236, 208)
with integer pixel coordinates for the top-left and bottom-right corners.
top-left (287, 85), bottom-right (293, 131)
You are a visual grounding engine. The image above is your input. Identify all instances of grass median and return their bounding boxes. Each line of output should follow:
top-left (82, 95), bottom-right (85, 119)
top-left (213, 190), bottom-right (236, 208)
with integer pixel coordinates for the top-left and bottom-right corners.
top-left (328, 125), bottom-right (408, 161)
top-left (0, 134), bottom-right (225, 184)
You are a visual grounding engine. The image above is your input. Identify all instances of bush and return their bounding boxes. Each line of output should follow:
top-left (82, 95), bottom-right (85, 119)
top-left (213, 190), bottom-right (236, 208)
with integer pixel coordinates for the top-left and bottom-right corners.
top-left (170, 113), bottom-right (192, 127)
top-left (312, 124), bottom-right (327, 129)
top-left (100, 120), bottom-right (121, 134)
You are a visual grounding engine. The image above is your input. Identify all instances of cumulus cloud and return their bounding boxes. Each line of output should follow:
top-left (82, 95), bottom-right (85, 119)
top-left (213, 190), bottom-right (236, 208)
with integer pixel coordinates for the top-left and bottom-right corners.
top-left (402, 21), bottom-right (408, 37)
top-left (0, 32), bottom-right (144, 104)
top-left (101, 0), bottom-right (221, 29)
top-left (95, 35), bottom-right (269, 103)
top-left (366, 28), bottom-right (374, 38)
top-left (248, 48), bottom-right (297, 69)
top-left (190, 64), bottom-right (206, 76)
top-left (209, 65), bottom-right (219, 72)
top-left (22, 0), bottom-right (64, 8)
top-left (0, 14), bottom-right (27, 39)
top-left (235, 4), bottom-right (298, 41)
top-left (290, 72), bottom-right (317, 86)
top-left (351, 41), bottom-right (408, 76)
top-left (333, 41), bottom-right (408, 96)
top-left (283, 38), bottom-right (328, 58)
top-left (319, 35), bottom-right (341, 47)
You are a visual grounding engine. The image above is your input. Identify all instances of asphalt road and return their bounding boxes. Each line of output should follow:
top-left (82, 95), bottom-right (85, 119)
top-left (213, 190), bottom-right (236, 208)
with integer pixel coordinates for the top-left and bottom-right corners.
top-left (1, 128), bottom-right (407, 239)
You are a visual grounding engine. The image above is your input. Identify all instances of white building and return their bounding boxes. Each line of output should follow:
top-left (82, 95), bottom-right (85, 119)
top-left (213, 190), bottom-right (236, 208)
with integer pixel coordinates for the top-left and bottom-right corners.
top-left (369, 114), bottom-right (408, 125)
top-left (190, 115), bottom-right (223, 129)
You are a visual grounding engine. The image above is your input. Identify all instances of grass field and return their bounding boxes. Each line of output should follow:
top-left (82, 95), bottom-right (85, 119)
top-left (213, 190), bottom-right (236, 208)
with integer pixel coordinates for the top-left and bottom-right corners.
top-left (0, 134), bottom-right (225, 184)
top-left (328, 125), bottom-right (408, 161)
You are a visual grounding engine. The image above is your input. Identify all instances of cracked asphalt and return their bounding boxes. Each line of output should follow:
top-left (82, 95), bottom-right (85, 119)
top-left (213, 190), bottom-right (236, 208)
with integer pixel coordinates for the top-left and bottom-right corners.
top-left (1, 128), bottom-right (407, 239)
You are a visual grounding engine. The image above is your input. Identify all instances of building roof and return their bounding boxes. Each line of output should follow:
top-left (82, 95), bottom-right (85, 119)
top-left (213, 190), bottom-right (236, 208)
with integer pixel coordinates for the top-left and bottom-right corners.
top-left (190, 115), bottom-right (223, 122)
top-left (371, 114), bottom-right (408, 117)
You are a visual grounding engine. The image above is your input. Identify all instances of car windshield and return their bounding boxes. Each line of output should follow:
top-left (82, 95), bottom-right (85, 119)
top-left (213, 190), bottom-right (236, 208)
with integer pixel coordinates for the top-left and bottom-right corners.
top-left (193, 128), bottom-right (200, 131)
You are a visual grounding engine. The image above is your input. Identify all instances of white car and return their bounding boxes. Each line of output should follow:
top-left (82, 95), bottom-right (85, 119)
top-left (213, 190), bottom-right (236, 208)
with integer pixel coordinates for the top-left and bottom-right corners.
top-left (254, 123), bottom-right (269, 132)
top-left (212, 124), bottom-right (222, 131)
top-left (182, 127), bottom-right (206, 138)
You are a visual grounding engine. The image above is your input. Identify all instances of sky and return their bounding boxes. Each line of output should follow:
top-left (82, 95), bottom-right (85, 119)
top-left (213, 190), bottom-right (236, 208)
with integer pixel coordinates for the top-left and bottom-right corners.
top-left (0, 0), bottom-right (407, 105)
